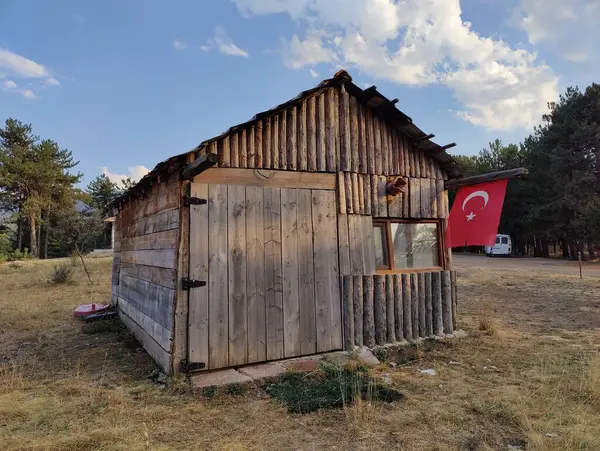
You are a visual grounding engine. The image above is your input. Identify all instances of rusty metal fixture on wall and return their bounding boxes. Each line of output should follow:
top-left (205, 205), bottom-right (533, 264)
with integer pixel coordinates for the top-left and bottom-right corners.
top-left (387, 176), bottom-right (408, 196)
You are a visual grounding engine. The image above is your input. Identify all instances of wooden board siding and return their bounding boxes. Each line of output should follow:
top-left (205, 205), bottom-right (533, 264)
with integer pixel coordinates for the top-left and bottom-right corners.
top-left (338, 214), bottom-right (376, 276)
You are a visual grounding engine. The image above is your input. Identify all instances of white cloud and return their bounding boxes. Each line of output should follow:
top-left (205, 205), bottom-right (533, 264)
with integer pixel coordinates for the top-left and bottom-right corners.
top-left (101, 165), bottom-right (150, 187)
top-left (173, 38), bottom-right (187, 51)
top-left (232, 0), bottom-right (559, 131)
top-left (309, 68), bottom-right (319, 78)
top-left (45, 78), bottom-right (60, 86)
top-left (202, 26), bottom-right (250, 57)
top-left (3, 80), bottom-right (17, 89)
top-left (21, 89), bottom-right (36, 99)
top-left (0, 48), bottom-right (49, 78)
top-left (516, 0), bottom-right (600, 63)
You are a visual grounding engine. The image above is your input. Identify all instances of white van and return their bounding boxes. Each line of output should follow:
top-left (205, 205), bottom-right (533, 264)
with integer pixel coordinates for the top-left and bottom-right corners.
top-left (485, 234), bottom-right (512, 257)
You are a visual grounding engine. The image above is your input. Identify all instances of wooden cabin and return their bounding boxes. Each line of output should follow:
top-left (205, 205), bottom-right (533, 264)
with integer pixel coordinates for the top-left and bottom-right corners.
top-left (111, 70), bottom-right (460, 375)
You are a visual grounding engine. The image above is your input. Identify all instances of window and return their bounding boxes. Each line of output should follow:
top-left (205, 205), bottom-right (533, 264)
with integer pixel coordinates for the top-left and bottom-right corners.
top-left (501, 236), bottom-right (509, 245)
top-left (495, 236), bottom-right (501, 244)
top-left (373, 220), bottom-right (443, 272)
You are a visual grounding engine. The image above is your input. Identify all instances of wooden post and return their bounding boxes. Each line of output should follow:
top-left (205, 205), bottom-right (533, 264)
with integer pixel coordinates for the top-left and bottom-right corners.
top-left (441, 270), bottom-right (453, 334)
top-left (364, 175), bottom-right (372, 215)
top-left (386, 275), bottom-right (395, 343)
top-left (358, 174), bottom-right (365, 215)
top-left (352, 173), bottom-right (360, 214)
top-left (401, 273), bottom-right (413, 342)
top-left (345, 173), bottom-right (354, 214)
top-left (363, 276), bottom-right (375, 347)
top-left (317, 94), bottom-right (326, 171)
top-left (358, 103), bottom-right (367, 173)
top-left (370, 175), bottom-right (378, 216)
top-left (342, 276), bottom-right (354, 350)
top-left (374, 275), bottom-right (387, 345)
top-left (418, 272), bottom-right (426, 338)
top-left (432, 271), bottom-right (443, 336)
top-left (298, 100), bottom-right (308, 171)
top-left (451, 270), bottom-right (458, 330)
top-left (325, 89), bottom-right (337, 172)
top-left (353, 275), bottom-right (363, 347)
top-left (263, 118), bottom-right (271, 168)
top-left (424, 272), bottom-right (433, 337)
top-left (340, 85), bottom-right (351, 172)
top-left (579, 251), bottom-right (583, 279)
top-left (393, 274), bottom-right (403, 341)
top-left (307, 96), bottom-right (317, 171)
top-left (410, 273), bottom-right (419, 339)
top-left (239, 129), bottom-right (247, 168)
top-left (337, 172), bottom-right (346, 215)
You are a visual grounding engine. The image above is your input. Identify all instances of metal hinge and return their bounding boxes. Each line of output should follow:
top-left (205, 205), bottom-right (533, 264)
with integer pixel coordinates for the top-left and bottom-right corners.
top-left (180, 359), bottom-right (206, 373)
top-left (181, 278), bottom-right (206, 290)
top-left (183, 196), bottom-right (207, 207)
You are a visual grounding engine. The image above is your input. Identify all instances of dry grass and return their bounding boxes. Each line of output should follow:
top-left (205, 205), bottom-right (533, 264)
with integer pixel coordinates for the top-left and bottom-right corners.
top-left (1, 258), bottom-right (600, 450)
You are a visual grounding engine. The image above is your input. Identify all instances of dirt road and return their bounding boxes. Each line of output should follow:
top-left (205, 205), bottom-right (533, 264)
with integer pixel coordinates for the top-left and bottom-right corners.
top-left (453, 253), bottom-right (600, 277)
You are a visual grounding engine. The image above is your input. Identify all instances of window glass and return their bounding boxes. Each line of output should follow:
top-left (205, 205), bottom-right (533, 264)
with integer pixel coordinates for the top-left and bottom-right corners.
top-left (495, 236), bottom-right (501, 244)
top-left (390, 223), bottom-right (440, 269)
top-left (373, 224), bottom-right (389, 269)
top-left (501, 237), bottom-right (509, 244)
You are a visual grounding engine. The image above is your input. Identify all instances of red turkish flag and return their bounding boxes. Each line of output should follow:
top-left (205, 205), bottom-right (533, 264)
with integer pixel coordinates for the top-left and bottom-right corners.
top-left (445, 179), bottom-right (508, 248)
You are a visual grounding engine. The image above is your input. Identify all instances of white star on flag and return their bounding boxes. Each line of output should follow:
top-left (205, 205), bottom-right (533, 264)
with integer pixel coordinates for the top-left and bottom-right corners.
top-left (466, 212), bottom-right (477, 221)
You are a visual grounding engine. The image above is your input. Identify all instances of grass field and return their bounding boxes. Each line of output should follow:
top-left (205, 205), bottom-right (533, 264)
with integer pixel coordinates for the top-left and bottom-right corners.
top-left (1, 257), bottom-right (599, 450)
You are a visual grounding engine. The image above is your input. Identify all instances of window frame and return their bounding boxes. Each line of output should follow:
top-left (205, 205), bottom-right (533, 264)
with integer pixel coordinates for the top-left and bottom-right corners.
top-left (373, 219), bottom-right (445, 274)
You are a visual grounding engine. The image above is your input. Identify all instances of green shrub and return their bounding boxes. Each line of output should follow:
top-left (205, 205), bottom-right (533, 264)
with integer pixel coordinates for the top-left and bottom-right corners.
top-left (6, 248), bottom-right (32, 261)
top-left (51, 264), bottom-right (73, 284)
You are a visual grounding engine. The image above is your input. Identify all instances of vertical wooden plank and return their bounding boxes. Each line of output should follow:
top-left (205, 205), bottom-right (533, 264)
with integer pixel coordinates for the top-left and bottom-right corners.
top-left (424, 272), bottom-right (433, 337)
top-left (340, 84), bottom-right (351, 172)
top-left (246, 186), bottom-right (266, 363)
top-left (350, 96), bottom-right (359, 173)
top-left (370, 175), bottom-right (378, 217)
top-left (342, 275), bottom-right (354, 350)
top-left (351, 173), bottom-right (360, 214)
top-left (264, 187), bottom-right (283, 360)
top-left (231, 132), bottom-right (240, 168)
top-left (403, 137), bottom-right (410, 177)
top-left (393, 274), bottom-right (403, 341)
top-left (228, 185), bottom-right (247, 366)
top-left (366, 108), bottom-right (375, 174)
top-left (364, 174), bottom-right (372, 216)
top-left (353, 275), bottom-right (363, 347)
top-left (326, 191), bottom-right (342, 350)
top-left (188, 182), bottom-right (209, 369)
top-left (325, 89), bottom-right (337, 172)
top-left (348, 214), bottom-right (364, 275)
top-left (410, 273), bottom-right (419, 339)
top-left (410, 178), bottom-right (421, 218)
top-left (451, 270), bottom-right (458, 330)
top-left (358, 103), bottom-right (367, 173)
top-left (401, 274), bottom-right (413, 342)
top-left (357, 174), bottom-right (364, 215)
top-left (281, 188), bottom-right (300, 357)
top-left (374, 116), bottom-right (383, 174)
top-left (298, 189), bottom-right (316, 354)
top-left (386, 274), bottom-right (395, 343)
top-left (403, 179), bottom-right (410, 218)
top-left (431, 178), bottom-right (438, 218)
top-left (298, 100), bottom-right (308, 171)
top-left (277, 111), bottom-right (285, 169)
top-left (219, 136), bottom-right (230, 168)
top-left (377, 176), bottom-right (388, 217)
top-left (362, 276), bottom-right (375, 347)
top-left (337, 172), bottom-right (346, 215)
top-left (442, 270), bottom-right (453, 334)
top-left (263, 118), bottom-right (272, 169)
top-left (239, 129), bottom-right (247, 168)
top-left (255, 121), bottom-right (263, 168)
top-left (272, 113), bottom-right (280, 169)
top-left (421, 177), bottom-right (432, 218)
top-left (398, 134), bottom-right (405, 176)
top-left (316, 93), bottom-right (326, 171)
top-left (373, 275), bottom-right (387, 345)
top-left (307, 97), bottom-right (317, 171)
top-left (387, 177), bottom-right (403, 218)
top-left (418, 272), bottom-right (426, 338)
top-left (361, 215), bottom-right (377, 275)
top-left (333, 88), bottom-right (340, 172)
top-left (344, 173), bottom-right (353, 214)
top-left (247, 126), bottom-right (255, 168)
top-left (392, 132), bottom-right (400, 175)
top-left (432, 271), bottom-right (443, 336)
top-left (419, 152), bottom-right (427, 179)
top-left (438, 181), bottom-right (449, 218)
top-left (381, 121), bottom-right (389, 176)
top-left (337, 213), bottom-right (351, 276)
top-left (208, 184), bottom-right (229, 368)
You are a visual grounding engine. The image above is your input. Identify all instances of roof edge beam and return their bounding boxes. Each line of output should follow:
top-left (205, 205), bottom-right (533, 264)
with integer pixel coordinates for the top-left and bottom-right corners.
top-left (180, 153), bottom-right (219, 181)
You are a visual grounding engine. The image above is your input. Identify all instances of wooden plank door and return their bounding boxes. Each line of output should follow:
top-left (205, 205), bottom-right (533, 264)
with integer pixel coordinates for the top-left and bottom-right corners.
top-left (188, 183), bottom-right (342, 370)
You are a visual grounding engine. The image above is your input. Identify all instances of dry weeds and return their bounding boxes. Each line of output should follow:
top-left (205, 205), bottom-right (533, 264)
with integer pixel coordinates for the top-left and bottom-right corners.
top-left (1, 258), bottom-right (600, 450)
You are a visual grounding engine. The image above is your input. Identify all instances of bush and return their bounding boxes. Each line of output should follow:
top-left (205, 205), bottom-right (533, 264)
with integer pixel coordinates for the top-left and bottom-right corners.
top-left (51, 264), bottom-right (73, 284)
top-left (6, 248), bottom-right (32, 262)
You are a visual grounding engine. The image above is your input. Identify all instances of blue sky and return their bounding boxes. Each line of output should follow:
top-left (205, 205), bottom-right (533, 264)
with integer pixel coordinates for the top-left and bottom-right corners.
top-left (1, 0), bottom-right (598, 186)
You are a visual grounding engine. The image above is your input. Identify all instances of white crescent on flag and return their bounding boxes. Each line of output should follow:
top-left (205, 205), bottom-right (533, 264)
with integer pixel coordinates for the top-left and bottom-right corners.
top-left (462, 191), bottom-right (489, 221)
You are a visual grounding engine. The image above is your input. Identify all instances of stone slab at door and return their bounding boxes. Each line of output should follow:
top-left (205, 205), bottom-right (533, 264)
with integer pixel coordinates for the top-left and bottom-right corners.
top-left (187, 182), bottom-right (342, 370)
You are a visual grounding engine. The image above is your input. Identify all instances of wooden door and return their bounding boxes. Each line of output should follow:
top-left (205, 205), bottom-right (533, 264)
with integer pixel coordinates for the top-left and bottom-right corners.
top-left (187, 182), bottom-right (342, 370)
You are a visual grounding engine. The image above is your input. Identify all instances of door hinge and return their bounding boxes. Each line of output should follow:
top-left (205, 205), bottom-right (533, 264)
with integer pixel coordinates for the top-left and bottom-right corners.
top-left (180, 359), bottom-right (206, 373)
top-left (181, 278), bottom-right (206, 290)
top-left (183, 196), bottom-right (207, 207)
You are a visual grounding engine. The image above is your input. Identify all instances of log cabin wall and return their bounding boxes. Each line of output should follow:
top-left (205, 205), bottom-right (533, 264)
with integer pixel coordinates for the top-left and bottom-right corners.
top-left (111, 169), bottom-right (181, 372)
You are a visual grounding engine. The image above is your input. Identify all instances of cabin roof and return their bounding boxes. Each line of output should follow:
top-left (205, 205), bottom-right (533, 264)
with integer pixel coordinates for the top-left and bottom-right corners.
top-left (115, 70), bottom-right (458, 206)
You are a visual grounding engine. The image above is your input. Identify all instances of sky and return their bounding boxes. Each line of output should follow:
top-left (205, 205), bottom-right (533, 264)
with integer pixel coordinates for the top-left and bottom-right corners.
top-left (1, 0), bottom-right (598, 187)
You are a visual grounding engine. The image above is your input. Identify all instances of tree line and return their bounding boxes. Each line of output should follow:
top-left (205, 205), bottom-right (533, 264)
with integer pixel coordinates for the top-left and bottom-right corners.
top-left (451, 83), bottom-right (600, 260)
top-left (0, 119), bottom-right (133, 260)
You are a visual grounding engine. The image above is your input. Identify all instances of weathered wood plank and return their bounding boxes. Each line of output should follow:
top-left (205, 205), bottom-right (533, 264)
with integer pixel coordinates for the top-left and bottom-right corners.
top-left (208, 184), bottom-right (229, 368)
top-left (451, 270), bottom-right (458, 331)
top-left (363, 275), bottom-right (375, 347)
top-left (298, 100), bottom-right (308, 171)
top-left (348, 214), bottom-right (364, 275)
top-left (263, 117), bottom-right (272, 168)
top-left (410, 273), bottom-right (419, 338)
top-left (410, 178), bottom-right (421, 218)
top-left (307, 96), bottom-right (317, 171)
top-left (188, 182), bottom-right (209, 369)
top-left (120, 249), bottom-right (177, 269)
top-left (255, 120), bottom-right (263, 168)
top-left (431, 178), bottom-right (438, 218)
top-left (286, 107), bottom-right (296, 170)
top-left (345, 172), bottom-right (353, 214)
top-left (231, 132), bottom-right (239, 168)
top-left (246, 186), bottom-right (266, 363)
top-left (442, 270), bottom-right (453, 334)
top-left (364, 173), bottom-right (372, 216)
top-left (393, 274), bottom-right (403, 341)
top-left (370, 175), bottom-right (378, 216)
top-left (316, 93), bottom-right (326, 171)
top-left (120, 263), bottom-right (177, 289)
top-left (340, 85), bottom-right (351, 172)
top-left (361, 215), bottom-right (377, 275)
top-left (298, 189), bottom-right (316, 355)
top-left (337, 213), bottom-right (351, 276)
top-left (358, 103), bottom-right (367, 174)
top-left (358, 174), bottom-right (365, 215)
top-left (432, 271), bottom-right (443, 336)
top-left (402, 273), bottom-right (413, 341)
top-left (120, 229), bottom-right (178, 252)
top-left (353, 275), bottom-right (363, 347)
top-left (366, 108), bottom-right (375, 174)
top-left (327, 190), bottom-right (342, 350)
top-left (425, 272), bottom-right (433, 337)
top-left (117, 278), bottom-right (174, 331)
top-left (196, 168), bottom-right (336, 190)
top-left (219, 136), bottom-right (230, 168)
top-left (337, 172), bottom-right (346, 215)
top-left (118, 297), bottom-right (171, 352)
top-left (342, 275), bottom-right (354, 350)
top-left (281, 188), bottom-right (300, 358)
top-left (239, 129), bottom-right (247, 168)
top-left (374, 116), bottom-right (383, 175)
top-left (272, 113), bottom-right (281, 169)
top-left (264, 187), bottom-right (284, 360)
top-left (421, 177), bottom-right (433, 218)
top-left (248, 125), bottom-right (256, 168)
top-left (350, 95), bottom-right (359, 173)
top-left (386, 274), bottom-right (395, 343)
top-left (418, 272), bottom-right (426, 337)
top-left (325, 89), bottom-right (337, 172)
top-left (377, 176), bottom-right (388, 217)
top-left (351, 173), bottom-right (360, 214)
top-left (374, 275), bottom-right (387, 345)
top-left (381, 121), bottom-right (389, 176)
top-left (387, 178), bottom-right (403, 218)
